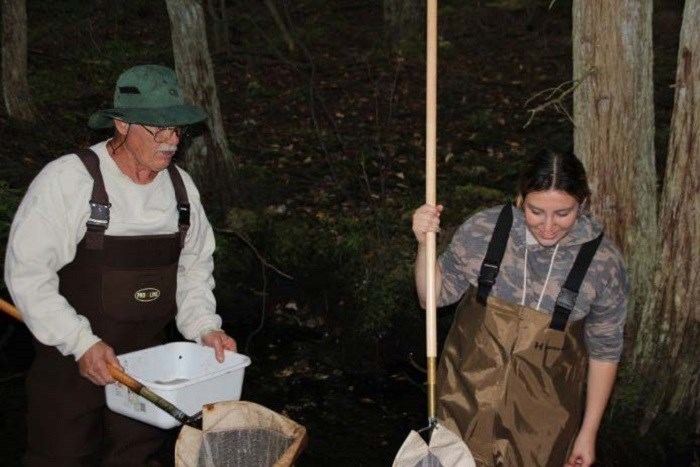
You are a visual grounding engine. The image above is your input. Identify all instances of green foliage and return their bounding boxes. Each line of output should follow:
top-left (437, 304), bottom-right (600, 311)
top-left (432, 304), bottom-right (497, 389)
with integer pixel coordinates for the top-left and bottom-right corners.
top-left (467, 109), bottom-right (495, 128)
top-left (226, 207), bottom-right (262, 233)
top-left (437, 38), bottom-right (456, 60)
top-left (390, 37), bottom-right (424, 59)
top-left (452, 183), bottom-right (506, 206)
top-left (444, 183), bottom-right (508, 225)
top-left (246, 80), bottom-right (265, 98)
top-left (328, 210), bottom-right (418, 339)
top-left (350, 250), bottom-right (415, 337)
top-left (229, 164), bottom-right (278, 208)
top-left (213, 199), bottom-right (421, 349)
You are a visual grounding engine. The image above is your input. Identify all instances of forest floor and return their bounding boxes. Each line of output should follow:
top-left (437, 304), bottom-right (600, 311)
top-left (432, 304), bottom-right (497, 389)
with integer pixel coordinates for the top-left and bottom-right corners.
top-left (0, 0), bottom-right (697, 465)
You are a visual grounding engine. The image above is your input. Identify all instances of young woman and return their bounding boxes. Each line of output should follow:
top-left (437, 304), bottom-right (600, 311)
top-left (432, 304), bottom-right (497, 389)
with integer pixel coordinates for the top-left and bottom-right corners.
top-left (412, 150), bottom-right (628, 467)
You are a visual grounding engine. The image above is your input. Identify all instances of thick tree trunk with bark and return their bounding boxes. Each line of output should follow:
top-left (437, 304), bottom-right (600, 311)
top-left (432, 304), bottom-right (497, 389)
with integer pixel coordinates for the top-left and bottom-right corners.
top-left (2, 0), bottom-right (36, 122)
top-left (206, 0), bottom-right (230, 53)
top-left (166, 0), bottom-right (235, 207)
top-left (572, 1), bottom-right (657, 337)
top-left (383, 0), bottom-right (421, 50)
top-left (634, 0), bottom-right (700, 429)
top-left (574, 0), bottom-right (699, 431)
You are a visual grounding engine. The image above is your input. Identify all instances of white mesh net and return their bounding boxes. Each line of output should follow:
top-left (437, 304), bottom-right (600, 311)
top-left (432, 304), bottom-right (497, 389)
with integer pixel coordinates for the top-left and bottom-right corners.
top-left (392, 423), bottom-right (476, 467)
top-left (175, 401), bottom-right (307, 467)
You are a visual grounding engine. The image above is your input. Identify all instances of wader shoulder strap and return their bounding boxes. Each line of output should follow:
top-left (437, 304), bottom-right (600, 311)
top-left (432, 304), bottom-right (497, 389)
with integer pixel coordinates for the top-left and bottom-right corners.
top-left (166, 164), bottom-right (190, 248)
top-left (74, 149), bottom-right (110, 250)
top-left (476, 204), bottom-right (513, 305)
top-left (550, 233), bottom-right (604, 331)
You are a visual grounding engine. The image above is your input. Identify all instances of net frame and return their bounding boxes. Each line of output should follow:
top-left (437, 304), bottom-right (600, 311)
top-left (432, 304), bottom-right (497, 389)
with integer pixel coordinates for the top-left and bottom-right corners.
top-left (175, 401), bottom-right (307, 467)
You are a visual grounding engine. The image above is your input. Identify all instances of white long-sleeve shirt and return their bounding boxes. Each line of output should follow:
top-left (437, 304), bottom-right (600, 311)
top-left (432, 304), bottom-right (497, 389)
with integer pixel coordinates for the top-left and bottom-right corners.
top-left (4, 141), bottom-right (222, 360)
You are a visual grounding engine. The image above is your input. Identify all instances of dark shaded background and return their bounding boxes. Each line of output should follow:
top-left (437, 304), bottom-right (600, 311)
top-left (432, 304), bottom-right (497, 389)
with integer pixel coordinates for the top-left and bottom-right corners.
top-left (0, 1), bottom-right (696, 465)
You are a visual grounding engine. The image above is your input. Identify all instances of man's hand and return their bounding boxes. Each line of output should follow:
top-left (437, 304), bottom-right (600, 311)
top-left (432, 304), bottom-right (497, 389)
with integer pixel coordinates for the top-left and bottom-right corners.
top-left (201, 330), bottom-right (237, 362)
top-left (78, 341), bottom-right (123, 386)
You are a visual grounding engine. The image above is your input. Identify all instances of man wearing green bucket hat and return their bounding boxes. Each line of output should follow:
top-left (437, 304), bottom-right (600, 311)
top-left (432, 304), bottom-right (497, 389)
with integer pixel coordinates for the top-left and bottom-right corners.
top-left (5, 64), bottom-right (237, 465)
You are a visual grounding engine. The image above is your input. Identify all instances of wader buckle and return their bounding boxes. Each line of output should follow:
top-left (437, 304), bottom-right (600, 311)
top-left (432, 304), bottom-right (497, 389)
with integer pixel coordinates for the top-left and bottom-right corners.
top-left (550, 287), bottom-right (579, 331)
top-left (478, 263), bottom-right (499, 287)
top-left (177, 202), bottom-right (190, 227)
top-left (555, 287), bottom-right (578, 311)
top-left (88, 201), bottom-right (111, 229)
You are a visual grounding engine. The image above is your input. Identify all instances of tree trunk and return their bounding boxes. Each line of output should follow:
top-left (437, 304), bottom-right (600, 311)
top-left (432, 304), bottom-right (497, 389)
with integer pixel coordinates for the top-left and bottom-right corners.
top-left (166, 0), bottom-right (235, 208)
top-left (263, 0), bottom-right (295, 53)
top-left (206, 0), bottom-right (230, 54)
top-left (2, 0), bottom-right (36, 122)
top-left (383, 0), bottom-right (421, 51)
top-left (634, 0), bottom-right (700, 430)
top-left (572, 1), bottom-right (657, 341)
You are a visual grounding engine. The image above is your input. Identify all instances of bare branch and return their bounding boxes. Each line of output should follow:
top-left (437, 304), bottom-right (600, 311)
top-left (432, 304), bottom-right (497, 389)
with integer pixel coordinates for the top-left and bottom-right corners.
top-left (263, 0), bottom-right (296, 52)
top-left (215, 228), bottom-right (293, 280)
top-left (408, 352), bottom-right (427, 373)
top-left (215, 227), bottom-right (295, 355)
top-left (0, 371), bottom-right (25, 383)
top-left (522, 67), bottom-right (595, 128)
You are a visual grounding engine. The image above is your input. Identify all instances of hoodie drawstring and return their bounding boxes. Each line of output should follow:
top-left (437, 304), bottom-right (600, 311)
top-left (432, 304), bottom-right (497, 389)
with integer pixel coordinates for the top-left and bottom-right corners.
top-left (521, 243), bottom-right (559, 310)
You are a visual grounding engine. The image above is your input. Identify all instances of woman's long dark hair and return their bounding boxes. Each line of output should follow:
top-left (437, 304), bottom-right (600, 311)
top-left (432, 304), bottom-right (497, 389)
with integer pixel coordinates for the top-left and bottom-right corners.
top-left (516, 149), bottom-right (591, 206)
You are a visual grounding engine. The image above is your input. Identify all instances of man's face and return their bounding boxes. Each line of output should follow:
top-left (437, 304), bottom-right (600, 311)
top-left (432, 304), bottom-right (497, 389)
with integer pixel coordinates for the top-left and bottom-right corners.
top-left (122, 124), bottom-right (180, 173)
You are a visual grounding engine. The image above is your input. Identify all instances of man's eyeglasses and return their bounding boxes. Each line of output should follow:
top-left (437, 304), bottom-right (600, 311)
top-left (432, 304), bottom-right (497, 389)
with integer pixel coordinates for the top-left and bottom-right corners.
top-left (140, 125), bottom-right (189, 143)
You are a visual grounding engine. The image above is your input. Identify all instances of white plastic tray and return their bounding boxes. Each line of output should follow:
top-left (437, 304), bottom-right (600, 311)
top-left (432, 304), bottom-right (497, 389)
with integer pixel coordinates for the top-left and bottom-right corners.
top-left (105, 341), bottom-right (251, 429)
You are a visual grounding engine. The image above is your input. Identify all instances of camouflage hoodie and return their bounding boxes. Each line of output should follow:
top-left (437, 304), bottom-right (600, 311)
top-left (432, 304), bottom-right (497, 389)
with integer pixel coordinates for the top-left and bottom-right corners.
top-left (438, 204), bottom-right (628, 362)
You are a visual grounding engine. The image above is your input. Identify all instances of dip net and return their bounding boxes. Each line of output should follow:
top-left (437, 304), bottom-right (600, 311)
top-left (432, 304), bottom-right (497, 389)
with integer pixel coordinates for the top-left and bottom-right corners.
top-left (175, 401), bottom-right (307, 467)
top-left (393, 424), bottom-right (475, 467)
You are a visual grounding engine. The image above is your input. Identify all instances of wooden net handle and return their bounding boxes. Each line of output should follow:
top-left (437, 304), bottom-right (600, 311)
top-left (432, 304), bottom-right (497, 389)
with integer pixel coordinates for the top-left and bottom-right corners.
top-left (426, 0), bottom-right (438, 423)
top-left (0, 297), bottom-right (196, 426)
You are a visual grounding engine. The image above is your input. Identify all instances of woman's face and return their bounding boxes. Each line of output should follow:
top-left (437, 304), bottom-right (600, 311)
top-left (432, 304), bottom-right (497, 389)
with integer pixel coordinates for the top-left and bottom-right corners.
top-left (522, 189), bottom-right (580, 247)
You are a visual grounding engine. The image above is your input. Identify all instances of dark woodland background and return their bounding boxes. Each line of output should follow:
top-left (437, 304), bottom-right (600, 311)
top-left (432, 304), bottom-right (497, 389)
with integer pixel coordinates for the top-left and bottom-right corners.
top-left (0, 0), bottom-right (697, 465)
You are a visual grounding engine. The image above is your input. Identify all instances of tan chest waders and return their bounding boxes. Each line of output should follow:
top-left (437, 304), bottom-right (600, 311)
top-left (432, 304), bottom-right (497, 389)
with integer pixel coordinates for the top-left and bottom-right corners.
top-left (436, 204), bottom-right (603, 466)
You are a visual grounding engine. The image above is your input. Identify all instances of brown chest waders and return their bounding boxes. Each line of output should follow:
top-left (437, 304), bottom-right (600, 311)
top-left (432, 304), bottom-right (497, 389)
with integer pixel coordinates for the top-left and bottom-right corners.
top-left (25, 149), bottom-right (190, 466)
top-left (436, 204), bottom-right (603, 467)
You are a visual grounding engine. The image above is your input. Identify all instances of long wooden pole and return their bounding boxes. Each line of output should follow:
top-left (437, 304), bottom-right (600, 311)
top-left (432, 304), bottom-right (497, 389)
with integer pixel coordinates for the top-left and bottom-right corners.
top-left (425, 0), bottom-right (438, 425)
top-left (0, 297), bottom-right (200, 427)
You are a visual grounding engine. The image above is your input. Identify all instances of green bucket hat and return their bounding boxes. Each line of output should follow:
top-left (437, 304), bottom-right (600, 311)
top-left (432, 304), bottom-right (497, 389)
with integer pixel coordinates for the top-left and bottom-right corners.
top-left (88, 64), bottom-right (207, 129)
